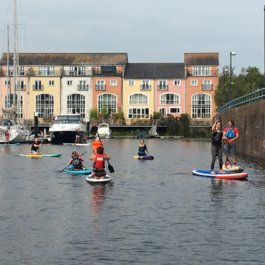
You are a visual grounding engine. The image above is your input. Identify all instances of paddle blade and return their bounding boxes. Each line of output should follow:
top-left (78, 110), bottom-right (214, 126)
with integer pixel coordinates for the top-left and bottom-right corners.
top-left (107, 161), bottom-right (114, 173)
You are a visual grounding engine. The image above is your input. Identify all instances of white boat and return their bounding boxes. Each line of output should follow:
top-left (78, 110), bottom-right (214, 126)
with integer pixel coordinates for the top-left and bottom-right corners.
top-left (49, 114), bottom-right (88, 144)
top-left (0, 120), bottom-right (29, 143)
top-left (97, 123), bottom-right (111, 138)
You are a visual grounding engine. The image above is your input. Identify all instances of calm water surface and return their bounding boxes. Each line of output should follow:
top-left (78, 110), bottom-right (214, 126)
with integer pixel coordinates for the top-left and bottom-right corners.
top-left (0, 139), bottom-right (265, 265)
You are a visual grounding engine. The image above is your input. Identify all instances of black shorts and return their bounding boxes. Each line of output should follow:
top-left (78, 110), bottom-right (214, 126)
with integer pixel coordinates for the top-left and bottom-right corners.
top-left (93, 169), bottom-right (106, 177)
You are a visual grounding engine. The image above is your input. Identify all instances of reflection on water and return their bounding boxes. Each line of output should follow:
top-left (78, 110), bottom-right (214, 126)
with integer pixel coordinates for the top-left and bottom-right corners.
top-left (0, 139), bottom-right (265, 265)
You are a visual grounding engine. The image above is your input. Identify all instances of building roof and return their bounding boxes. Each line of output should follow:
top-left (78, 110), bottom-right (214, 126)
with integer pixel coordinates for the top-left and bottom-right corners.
top-left (184, 53), bottom-right (219, 66)
top-left (0, 52), bottom-right (128, 66)
top-left (124, 63), bottom-right (185, 79)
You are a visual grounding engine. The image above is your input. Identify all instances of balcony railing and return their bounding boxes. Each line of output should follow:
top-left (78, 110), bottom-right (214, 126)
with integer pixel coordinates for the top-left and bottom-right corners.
top-left (96, 84), bottom-right (106, 90)
top-left (157, 85), bottom-right (168, 90)
top-left (202, 84), bottom-right (213, 91)
top-left (33, 84), bottom-right (44, 90)
top-left (17, 85), bottom-right (26, 91)
top-left (140, 85), bottom-right (151, 90)
top-left (77, 84), bottom-right (89, 91)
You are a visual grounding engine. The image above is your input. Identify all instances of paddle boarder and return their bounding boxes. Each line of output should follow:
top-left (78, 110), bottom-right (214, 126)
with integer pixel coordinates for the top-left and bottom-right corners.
top-left (210, 120), bottom-right (223, 173)
top-left (31, 137), bottom-right (42, 154)
top-left (90, 146), bottom-right (110, 178)
top-left (223, 120), bottom-right (239, 167)
top-left (138, 139), bottom-right (147, 157)
top-left (69, 151), bottom-right (85, 170)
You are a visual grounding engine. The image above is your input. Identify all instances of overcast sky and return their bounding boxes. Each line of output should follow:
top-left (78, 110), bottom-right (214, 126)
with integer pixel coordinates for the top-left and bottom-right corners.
top-left (0, 0), bottom-right (264, 74)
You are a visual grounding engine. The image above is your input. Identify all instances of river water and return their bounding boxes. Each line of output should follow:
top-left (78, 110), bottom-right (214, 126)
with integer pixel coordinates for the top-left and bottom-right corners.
top-left (0, 139), bottom-right (265, 265)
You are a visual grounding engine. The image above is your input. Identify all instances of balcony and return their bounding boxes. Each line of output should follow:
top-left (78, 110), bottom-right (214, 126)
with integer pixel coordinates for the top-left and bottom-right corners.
top-left (140, 85), bottom-right (151, 91)
top-left (202, 84), bottom-right (213, 91)
top-left (17, 85), bottom-right (26, 91)
top-left (33, 84), bottom-right (44, 90)
top-left (92, 69), bottom-right (122, 77)
top-left (157, 85), bottom-right (168, 91)
top-left (95, 84), bottom-right (106, 91)
top-left (77, 84), bottom-right (89, 91)
top-left (29, 68), bottom-right (62, 77)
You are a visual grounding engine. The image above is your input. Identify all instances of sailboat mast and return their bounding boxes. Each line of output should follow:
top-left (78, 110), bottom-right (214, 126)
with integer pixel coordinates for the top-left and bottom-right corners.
top-left (13, 0), bottom-right (18, 121)
top-left (7, 25), bottom-right (11, 100)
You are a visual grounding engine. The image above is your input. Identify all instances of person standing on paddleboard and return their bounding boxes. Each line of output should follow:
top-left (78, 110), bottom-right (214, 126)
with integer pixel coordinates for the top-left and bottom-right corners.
top-left (138, 139), bottom-right (147, 157)
top-left (31, 138), bottom-right (42, 154)
top-left (223, 120), bottom-right (239, 167)
top-left (210, 120), bottom-right (223, 173)
top-left (90, 146), bottom-right (110, 179)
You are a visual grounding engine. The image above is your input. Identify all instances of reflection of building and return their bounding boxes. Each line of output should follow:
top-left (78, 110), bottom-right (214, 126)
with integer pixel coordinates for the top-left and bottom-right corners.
top-left (184, 53), bottom-right (219, 125)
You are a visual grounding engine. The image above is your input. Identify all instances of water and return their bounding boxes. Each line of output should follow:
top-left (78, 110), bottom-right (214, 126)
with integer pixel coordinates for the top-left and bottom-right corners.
top-left (0, 139), bottom-right (265, 265)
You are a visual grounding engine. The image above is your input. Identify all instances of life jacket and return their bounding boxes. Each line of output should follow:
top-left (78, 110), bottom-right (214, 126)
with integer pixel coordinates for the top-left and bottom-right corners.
top-left (225, 128), bottom-right (236, 139)
top-left (94, 153), bottom-right (105, 169)
top-left (92, 139), bottom-right (102, 152)
top-left (31, 143), bottom-right (39, 152)
top-left (72, 157), bottom-right (81, 167)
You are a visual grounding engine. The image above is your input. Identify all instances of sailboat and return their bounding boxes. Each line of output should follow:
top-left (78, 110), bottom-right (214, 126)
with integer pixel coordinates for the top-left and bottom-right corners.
top-left (0, 0), bottom-right (29, 143)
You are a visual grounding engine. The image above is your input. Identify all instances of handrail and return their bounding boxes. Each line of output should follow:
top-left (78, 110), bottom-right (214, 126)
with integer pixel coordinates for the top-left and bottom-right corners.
top-left (219, 87), bottom-right (265, 113)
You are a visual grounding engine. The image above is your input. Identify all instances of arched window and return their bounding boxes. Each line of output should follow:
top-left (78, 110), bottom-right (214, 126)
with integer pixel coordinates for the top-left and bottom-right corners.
top-left (98, 94), bottom-right (117, 114)
top-left (160, 94), bottom-right (179, 105)
top-left (5, 94), bottom-right (23, 118)
top-left (36, 94), bottom-right (54, 118)
top-left (129, 93), bottom-right (148, 104)
top-left (67, 94), bottom-right (86, 118)
top-left (192, 94), bottom-right (211, 118)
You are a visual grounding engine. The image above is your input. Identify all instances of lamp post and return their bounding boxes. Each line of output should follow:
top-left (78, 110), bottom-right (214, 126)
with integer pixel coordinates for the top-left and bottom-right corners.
top-left (229, 51), bottom-right (236, 102)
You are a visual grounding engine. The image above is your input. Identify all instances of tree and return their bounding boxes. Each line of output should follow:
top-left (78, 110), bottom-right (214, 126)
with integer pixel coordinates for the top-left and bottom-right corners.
top-left (89, 108), bottom-right (98, 120)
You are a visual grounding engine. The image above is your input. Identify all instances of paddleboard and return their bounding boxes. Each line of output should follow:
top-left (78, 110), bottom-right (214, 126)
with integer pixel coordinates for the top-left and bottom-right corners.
top-left (0, 143), bottom-right (20, 146)
top-left (64, 167), bottom-right (92, 175)
top-left (222, 165), bottom-right (243, 172)
top-left (63, 143), bottom-right (90, 146)
top-left (192, 169), bottom-right (248, 180)
top-left (20, 153), bottom-right (61, 158)
top-left (85, 174), bottom-right (112, 184)
top-left (133, 155), bottom-right (154, 160)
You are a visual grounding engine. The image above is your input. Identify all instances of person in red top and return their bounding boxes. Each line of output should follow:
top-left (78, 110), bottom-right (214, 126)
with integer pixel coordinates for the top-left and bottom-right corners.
top-left (223, 120), bottom-right (239, 166)
top-left (5, 130), bottom-right (10, 144)
top-left (90, 146), bottom-right (110, 178)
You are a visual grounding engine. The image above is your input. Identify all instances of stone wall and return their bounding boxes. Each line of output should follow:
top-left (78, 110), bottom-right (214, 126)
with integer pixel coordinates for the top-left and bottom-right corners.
top-left (220, 100), bottom-right (265, 167)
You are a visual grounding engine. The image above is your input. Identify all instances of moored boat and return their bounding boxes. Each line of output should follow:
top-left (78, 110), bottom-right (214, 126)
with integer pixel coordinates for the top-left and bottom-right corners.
top-left (49, 114), bottom-right (88, 144)
top-left (97, 123), bottom-right (111, 138)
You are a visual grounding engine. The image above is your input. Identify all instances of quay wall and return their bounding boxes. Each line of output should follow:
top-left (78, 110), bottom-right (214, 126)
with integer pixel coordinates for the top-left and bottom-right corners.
top-left (220, 100), bottom-right (265, 167)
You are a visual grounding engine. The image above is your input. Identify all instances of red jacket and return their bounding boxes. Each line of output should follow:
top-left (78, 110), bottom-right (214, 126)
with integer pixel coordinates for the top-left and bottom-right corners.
top-left (94, 153), bottom-right (105, 169)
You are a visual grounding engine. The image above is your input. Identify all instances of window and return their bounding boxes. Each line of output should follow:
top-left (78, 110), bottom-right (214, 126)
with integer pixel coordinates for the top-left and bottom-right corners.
top-left (192, 94), bottom-right (211, 119)
top-left (5, 80), bottom-right (10, 86)
top-left (110, 80), bottom-right (117, 86)
top-left (160, 94), bottom-right (179, 105)
top-left (35, 94), bottom-right (54, 118)
top-left (159, 108), bottom-right (167, 118)
top-left (129, 93), bottom-right (148, 105)
top-left (170, 107), bottom-right (180, 114)
top-left (128, 108), bottom-right (149, 119)
top-left (70, 66), bottom-right (87, 76)
top-left (190, 79), bottom-right (198, 86)
top-left (33, 81), bottom-right (43, 90)
top-left (78, 80), bottom-right (88, 91)
top-left (141, 80), bottom-right (151, 90)
top-left (128, 80), bottom-right (135, 86)
top-left (98, 94), bottom-right (117, 114)
top-left (67, 94), bottom-right (86, 118)
top-left (192, 66), bottom-right (211, 76)
top-left (158, 80), bottom-right (168, 90)
top-left (174, 80), bottom-right (181, 86)
top-left (49, 80), bottom-right (55, 86)
top-left (67, 80), bottom-right (73, 86)
top-left (202, 80), bottom-right (213, 90)
top-left (39, 66), bottom-right (55, 76)
top-left (18, 66), bottom-right (25, 76)
top-left (17, 80), bottom-right (26, 90)
top-left (4, 94), bottom-right (23, 118)
top-left (96, 80), bottom-right (105, 90)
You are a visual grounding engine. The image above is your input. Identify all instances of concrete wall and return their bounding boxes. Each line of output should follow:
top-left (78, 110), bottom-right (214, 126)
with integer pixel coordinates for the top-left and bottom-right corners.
top-left (220, 100), bottom-right (265, 167)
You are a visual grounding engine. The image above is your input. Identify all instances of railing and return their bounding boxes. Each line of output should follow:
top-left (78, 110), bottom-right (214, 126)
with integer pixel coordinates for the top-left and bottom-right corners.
top-left (140, 85), bottom-right (151, 90)
top-left (202, 84), bottom-right (213, 91)
top-left (157, 85), bottom-right (168, 90)
top-left (95, 84), bottom-right (106, 90)
top-left (77, 84), bottom-right (89, 91)
top-left (17, 85), bottom-right (26, 91)
top-left (219, 87), bottom-right (265, 113)
top-left (33, 84), bottom-right (44, 90)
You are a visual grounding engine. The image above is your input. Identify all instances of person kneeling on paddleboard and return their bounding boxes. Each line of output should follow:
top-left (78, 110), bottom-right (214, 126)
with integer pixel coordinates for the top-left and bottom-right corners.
top-left (31, 138), bottom-right (42, 154)
top-left (138, 139), bottom-right (147, 157)
top-left (69, 151), bottom-right (85, 170)
top-left (90, 146), bottom-right (110, 179)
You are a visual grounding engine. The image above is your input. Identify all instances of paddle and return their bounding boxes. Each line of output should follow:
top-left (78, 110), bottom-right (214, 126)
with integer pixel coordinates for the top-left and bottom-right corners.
top-left (95, 131), bottom-right (114, 173)
top-left (59, 151), bottom-right (87, 172)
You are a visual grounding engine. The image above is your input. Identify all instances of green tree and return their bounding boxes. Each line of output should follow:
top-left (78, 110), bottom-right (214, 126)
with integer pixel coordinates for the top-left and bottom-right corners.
top-left (89, 108), bottom-right (98, 120)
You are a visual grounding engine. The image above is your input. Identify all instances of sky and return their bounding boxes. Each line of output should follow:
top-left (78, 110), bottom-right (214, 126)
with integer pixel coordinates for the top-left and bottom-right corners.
top-left (0, 0), bottom-right (264, 74)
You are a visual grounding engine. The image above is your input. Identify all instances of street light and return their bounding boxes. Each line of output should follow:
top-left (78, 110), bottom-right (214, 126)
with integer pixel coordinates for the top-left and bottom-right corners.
top-left (229, 51), bottom-right (236, 102)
